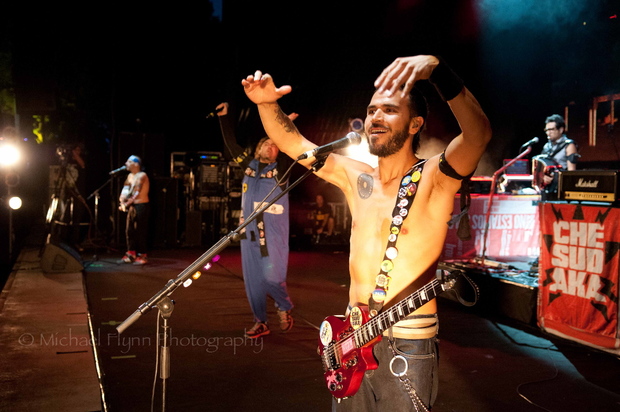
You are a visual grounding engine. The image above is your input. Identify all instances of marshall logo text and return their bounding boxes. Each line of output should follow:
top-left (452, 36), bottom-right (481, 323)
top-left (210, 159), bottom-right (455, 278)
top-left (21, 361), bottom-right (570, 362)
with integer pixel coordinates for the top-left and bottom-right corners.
top-left (575, 178), bottom-right (599, 188)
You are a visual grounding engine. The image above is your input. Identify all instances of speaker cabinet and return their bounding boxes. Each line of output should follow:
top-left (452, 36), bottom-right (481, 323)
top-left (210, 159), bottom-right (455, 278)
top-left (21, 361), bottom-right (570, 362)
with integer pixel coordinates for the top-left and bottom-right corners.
top-left (558, 170), bottom-right (620, 202)
top-left (151, 177), bottom-right (180, 249)
top-left (41, 242), bottom-right (84, 274)
top-left (185, 211), bottom-right (202, 247)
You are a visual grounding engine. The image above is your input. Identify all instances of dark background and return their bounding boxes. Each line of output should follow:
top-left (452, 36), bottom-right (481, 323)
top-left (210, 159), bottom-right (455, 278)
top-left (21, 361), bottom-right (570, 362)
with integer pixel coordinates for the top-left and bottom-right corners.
top-left (1, 0), bottom-right (619, 281)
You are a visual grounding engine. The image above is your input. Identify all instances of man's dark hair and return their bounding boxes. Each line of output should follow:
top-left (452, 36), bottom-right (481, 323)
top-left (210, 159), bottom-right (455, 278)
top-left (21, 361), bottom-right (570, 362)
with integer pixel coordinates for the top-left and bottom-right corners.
top-left (407, 86), bottom-right (428, 154)
top-left (545, 114), bottom-right (565, 130)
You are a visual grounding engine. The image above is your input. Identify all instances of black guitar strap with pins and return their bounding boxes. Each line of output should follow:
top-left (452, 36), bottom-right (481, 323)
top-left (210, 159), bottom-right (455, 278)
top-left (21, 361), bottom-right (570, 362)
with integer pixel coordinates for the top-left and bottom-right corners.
top-left (368, 160), bottom-right (427, 315)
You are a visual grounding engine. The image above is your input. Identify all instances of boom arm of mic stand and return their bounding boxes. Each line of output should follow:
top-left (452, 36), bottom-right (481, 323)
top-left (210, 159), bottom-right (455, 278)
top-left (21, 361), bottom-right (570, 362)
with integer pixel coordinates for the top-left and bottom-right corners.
top-left (87, 177), bottom-right (113, 201)
top-left (479, 146), bottom-right (533, 263)
top-left (116, 158), bottom-right (324, 334)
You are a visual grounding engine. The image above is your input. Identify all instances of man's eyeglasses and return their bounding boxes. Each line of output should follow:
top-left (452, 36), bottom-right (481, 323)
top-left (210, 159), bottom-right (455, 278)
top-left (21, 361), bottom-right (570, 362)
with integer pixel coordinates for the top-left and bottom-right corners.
top-left (544, 127), bottom-right (558, 132)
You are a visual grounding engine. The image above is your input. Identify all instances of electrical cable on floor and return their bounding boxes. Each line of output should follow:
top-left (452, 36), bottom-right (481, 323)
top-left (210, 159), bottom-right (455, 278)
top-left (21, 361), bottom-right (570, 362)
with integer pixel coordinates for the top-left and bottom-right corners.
top-left (515, 361), bottom-right (559, 412)
top-left (297, 314), bottom-right (321, 331)
top-left (491, 321), bottom-right (560, 411)
top-left (214, 261), bottom-right (244, 281)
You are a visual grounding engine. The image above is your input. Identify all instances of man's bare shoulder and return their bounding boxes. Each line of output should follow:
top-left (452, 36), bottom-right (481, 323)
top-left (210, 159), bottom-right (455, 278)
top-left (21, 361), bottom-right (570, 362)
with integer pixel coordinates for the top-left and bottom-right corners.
top-left (316, 154), bottom-right (376, 192)
top-left (136, 171), bottom-right (149, 180)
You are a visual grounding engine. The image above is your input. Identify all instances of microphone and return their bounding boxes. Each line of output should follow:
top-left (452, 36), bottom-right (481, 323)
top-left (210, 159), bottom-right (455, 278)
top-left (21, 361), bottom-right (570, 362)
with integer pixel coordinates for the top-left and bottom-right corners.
top-left (206, 107), bottom-right (225, 118)
top-left (520, 137), bottom-right (539, 148)
top-left (297, 132), bottom-right (362, 160)
top-left (109, 165), bottom-right (127, 175)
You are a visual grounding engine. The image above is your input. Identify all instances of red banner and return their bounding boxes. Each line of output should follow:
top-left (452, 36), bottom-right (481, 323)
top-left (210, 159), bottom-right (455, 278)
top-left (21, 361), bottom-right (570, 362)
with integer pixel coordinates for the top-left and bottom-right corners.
top-left (538, 202), bottom-right (620, 350)
top-left (443, 195), bottom-right (540, 261)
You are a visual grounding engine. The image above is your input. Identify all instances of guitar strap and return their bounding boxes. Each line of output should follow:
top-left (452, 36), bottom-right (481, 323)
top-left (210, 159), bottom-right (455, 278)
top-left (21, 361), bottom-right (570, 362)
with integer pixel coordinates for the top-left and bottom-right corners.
top-left (368, 159), bottom-right (427, 316)
top-left (543, 137), bottom-right (574, 165)
top-left (548, 140), bottom-right (570, 160)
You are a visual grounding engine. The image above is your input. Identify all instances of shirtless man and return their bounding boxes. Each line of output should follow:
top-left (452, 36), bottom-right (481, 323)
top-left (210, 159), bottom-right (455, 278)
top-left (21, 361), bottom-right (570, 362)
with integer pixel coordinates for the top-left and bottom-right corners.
top-left (242, 55), bottom-right (491, 411)
top-left (118, 155), bottom-right (150, 265)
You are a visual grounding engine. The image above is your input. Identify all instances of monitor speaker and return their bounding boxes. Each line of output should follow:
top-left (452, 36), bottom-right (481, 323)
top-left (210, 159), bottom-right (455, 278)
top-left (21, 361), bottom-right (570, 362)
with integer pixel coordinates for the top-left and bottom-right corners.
top-left (41, 242), bottom-right (84, 273)
top-left (185, 211), bottom-right (202, 247)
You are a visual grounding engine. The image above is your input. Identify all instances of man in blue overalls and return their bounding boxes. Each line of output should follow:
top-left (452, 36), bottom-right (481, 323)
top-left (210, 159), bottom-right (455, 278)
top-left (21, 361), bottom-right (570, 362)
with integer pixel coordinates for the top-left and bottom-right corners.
top-left (217, 102), bottom-right (296, 338)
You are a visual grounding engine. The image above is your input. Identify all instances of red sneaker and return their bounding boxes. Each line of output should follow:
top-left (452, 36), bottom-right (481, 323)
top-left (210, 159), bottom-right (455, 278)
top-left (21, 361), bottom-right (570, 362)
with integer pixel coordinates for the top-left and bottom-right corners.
top-left (245, 322), bottom-right (270, 339)
top-left (277, 310), bottom-right (294, 332)
top-left (133, 254), bottom-right (148, 265)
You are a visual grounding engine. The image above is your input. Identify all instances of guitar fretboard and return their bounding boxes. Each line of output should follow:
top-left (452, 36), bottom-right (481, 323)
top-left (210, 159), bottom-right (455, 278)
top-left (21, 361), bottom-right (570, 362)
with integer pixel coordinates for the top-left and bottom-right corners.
top-left (352, 278), bottom-right (446, 348)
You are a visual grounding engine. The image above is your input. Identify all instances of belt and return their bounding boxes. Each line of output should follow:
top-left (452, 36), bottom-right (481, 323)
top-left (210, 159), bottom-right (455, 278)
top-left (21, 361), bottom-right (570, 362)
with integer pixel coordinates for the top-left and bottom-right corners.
top-left (384, 313), bottom-right (438, 340)
top-left (345, 305), bottom-right (438, 340)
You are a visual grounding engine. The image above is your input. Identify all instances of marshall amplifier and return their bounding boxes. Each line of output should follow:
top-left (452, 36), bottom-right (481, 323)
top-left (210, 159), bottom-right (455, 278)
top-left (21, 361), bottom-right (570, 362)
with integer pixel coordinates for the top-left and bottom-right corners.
top-left (558, 170), bottom-right (620, 202)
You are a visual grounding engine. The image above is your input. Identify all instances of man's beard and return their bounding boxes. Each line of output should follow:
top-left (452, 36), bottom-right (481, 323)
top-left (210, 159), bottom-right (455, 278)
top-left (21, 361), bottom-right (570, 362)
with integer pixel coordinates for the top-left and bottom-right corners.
top-left (368, 127), bottom-right (411, 158)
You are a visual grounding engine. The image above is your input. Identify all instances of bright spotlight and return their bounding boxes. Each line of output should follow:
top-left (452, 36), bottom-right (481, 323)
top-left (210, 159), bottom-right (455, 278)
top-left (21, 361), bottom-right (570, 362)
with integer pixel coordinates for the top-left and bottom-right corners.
top-left (0, 143), bottom-right (21, 167)
top-left (8, 196), bottom-right (22, 210)
top-left (343, 135), bottom-right (378, 168)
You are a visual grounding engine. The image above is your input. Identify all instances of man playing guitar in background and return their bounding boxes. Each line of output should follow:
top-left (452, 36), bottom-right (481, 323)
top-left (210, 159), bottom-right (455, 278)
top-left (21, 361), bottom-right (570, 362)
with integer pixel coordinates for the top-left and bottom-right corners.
top-left (118, 155), bottom-right (150, 265)
top-left (242, 55), bottom-right (491, 411)
top-left (538, 114), bottom-right (579, 200)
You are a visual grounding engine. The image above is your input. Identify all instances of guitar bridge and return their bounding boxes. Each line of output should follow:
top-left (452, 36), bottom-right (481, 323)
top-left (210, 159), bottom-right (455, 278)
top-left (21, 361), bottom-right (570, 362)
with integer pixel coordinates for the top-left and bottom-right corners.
top-left (321, 348), bottom-right (341, 371)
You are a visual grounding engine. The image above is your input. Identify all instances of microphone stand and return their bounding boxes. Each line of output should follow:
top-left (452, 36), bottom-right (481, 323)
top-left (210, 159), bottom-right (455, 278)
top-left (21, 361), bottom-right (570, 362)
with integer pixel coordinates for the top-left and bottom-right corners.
top-left (87, 177), bottom-right (113, 243)
top-left (156, 297), bottom-right (173, 412)
top-left (478, 146), bottom-right (533, 266)
top-left (116, 155), bottom-right (328, 411)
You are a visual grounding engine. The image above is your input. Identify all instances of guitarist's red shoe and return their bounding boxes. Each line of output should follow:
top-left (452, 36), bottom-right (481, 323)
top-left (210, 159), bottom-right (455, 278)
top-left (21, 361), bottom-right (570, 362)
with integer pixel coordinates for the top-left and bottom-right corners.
top-left (245, 322), bottom-right (270, 339)
top-left (278, 310), bottom-right (294, 332)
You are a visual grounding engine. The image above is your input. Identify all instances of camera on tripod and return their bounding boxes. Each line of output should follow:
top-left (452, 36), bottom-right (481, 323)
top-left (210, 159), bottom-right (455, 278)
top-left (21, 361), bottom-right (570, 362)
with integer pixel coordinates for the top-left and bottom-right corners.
top-left (55, 144), bottom-right (73, 163)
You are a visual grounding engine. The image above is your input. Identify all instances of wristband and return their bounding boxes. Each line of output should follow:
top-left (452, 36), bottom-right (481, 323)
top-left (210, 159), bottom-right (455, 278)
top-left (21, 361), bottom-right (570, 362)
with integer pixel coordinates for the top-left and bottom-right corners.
top-left (429, 57), bottom-right (464, 102)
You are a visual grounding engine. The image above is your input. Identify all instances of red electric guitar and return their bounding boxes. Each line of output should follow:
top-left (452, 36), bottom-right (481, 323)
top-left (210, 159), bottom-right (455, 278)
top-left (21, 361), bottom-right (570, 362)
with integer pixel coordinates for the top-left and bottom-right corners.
top-left (318, 269), bottom-right (460, 399)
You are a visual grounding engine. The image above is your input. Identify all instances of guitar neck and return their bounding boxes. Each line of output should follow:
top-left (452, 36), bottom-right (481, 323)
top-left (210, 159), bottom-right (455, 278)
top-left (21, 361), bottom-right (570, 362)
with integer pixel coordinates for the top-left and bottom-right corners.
top-left (354, 278), bottom-right (444, 347)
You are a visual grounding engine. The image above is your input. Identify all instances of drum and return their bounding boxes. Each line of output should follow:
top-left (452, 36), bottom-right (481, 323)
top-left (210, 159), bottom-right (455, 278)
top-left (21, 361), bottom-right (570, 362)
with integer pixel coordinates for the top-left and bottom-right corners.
top-left (532, 155), bottom-right (563, 192)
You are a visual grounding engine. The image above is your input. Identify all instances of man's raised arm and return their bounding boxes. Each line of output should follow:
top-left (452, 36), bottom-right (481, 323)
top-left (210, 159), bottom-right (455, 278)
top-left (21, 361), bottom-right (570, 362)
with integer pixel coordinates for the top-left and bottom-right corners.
top-left (374, 55), bottom-right (491, 177)
top-left (242, 71), bottom-right (317, 166)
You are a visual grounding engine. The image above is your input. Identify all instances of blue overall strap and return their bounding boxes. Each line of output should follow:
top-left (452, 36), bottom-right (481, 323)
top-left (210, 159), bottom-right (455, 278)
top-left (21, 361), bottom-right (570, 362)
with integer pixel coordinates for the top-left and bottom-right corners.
top-left (256, 213), bottom-right (268, 257)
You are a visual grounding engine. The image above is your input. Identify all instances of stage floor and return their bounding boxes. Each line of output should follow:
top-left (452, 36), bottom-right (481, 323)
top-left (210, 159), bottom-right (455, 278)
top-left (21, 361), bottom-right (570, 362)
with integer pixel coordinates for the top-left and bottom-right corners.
top-left (1, 245), bottom-right (620, 411)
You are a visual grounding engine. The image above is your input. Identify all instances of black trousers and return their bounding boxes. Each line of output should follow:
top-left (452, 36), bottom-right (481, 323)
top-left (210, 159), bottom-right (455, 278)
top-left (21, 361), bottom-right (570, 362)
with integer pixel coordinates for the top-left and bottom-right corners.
top-left (126, 203), bottom-right (149, 254)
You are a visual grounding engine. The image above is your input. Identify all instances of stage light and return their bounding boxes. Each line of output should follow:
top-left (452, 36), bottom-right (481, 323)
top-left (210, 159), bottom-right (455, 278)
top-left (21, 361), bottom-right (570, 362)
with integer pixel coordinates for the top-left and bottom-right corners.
top-left (8, 196), bottom-right (22, 210)
top-left (343, 134), bottom-right (378, 168)
top-left (0, 142), bottom-right (21, 167)
top-left (184, 270), bottom-right (203, 287)
top-left (350, 118), bottom-right (364, 132)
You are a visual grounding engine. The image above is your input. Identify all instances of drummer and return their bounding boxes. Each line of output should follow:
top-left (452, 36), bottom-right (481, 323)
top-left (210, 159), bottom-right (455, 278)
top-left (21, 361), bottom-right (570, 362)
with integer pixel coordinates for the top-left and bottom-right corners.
top-left (539, 114), bottom-right (579, 196)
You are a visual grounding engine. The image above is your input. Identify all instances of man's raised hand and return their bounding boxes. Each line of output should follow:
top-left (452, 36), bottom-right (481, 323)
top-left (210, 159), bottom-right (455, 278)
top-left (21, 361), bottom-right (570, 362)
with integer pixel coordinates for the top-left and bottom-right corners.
top-left (242, 71), bottom-right (293, 105)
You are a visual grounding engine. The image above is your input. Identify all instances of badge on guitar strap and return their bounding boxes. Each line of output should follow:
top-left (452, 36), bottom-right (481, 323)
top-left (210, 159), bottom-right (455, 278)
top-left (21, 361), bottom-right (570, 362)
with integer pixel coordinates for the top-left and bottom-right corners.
top-left (349, 307), bottom-right (363, 330)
